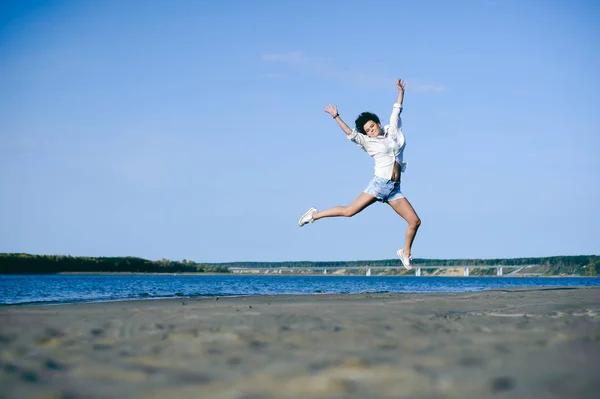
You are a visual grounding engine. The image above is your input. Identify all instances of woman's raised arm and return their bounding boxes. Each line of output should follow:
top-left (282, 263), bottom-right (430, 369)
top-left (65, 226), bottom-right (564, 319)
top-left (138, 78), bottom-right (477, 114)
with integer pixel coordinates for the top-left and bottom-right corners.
top-left (324, 104), bottom-right (353, 136)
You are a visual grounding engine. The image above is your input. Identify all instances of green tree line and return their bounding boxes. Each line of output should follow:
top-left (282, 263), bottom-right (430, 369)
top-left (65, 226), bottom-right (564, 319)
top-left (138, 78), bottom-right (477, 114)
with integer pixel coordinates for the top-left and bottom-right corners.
top-left (0, 253), bottom-right (598, 276)
top-left (202, 255), bottom-right (600, 275)
top-left (0, 254), bottom-right (229, 274)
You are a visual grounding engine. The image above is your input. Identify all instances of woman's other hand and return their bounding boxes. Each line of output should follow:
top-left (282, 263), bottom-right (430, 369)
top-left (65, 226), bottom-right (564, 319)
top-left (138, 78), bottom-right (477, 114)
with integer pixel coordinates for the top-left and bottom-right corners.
top-left (324, 104), bottom-right (338, 117)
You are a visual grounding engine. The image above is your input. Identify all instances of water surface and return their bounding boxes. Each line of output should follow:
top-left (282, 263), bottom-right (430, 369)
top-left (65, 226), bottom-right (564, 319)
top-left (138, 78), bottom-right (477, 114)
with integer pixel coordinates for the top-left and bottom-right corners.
top-left (1, 274), bottom-right (598, 305)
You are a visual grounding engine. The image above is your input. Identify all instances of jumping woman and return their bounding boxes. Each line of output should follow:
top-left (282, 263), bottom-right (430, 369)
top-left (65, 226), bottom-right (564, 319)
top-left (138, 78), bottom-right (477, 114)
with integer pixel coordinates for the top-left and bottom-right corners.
top-left (298, 78), bottom-right (421, 269)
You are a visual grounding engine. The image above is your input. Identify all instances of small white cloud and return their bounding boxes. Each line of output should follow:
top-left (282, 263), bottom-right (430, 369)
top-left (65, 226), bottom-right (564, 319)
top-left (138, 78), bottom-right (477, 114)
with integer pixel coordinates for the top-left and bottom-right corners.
top-left (262, 51), bottom-right (331, 76)
top-left (411, 83), bottom-right (447, 92)
top-left (262, 51), bottom-right (305, 63)
top-left (262, 73), bottom-right (286, 79)
top-left (261, 51), bottom-right (446, 92)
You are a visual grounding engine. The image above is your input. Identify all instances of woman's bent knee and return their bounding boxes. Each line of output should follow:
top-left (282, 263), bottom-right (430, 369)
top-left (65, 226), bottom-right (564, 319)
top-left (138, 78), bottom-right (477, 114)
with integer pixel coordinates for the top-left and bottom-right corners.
top-left (411, 217), bottom-right (422, 229)
top-left (343, 206), bottom-right (360, 217)
top-left (343, 209), bottom-right (356, 217)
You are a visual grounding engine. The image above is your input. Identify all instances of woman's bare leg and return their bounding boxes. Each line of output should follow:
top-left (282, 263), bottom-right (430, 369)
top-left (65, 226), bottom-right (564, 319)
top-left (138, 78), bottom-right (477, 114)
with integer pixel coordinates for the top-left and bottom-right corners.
top-left (387, 197), bottom-right (421, 256)
top-left (313, 193), bottom-right (377, 221)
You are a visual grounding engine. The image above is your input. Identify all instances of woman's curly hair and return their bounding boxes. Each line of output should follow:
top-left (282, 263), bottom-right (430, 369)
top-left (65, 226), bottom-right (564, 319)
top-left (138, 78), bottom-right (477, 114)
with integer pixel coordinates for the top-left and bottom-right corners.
top-left (354, 112), bottom-right (381, 134)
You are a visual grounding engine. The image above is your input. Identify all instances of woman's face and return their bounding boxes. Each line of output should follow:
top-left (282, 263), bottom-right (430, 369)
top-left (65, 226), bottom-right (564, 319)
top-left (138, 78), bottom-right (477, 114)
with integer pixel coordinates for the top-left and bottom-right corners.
top-left (363, 120), bottom-right (382, 137)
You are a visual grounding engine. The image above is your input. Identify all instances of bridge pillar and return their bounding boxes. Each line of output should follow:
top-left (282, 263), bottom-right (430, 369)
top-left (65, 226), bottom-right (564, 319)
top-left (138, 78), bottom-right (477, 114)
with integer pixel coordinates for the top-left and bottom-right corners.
top-left (464, 267), bottom-right (470, 277)
top-left (416, 267), bottom-right (421, 276)
top-left (497, 266), bottom-right (503, 276)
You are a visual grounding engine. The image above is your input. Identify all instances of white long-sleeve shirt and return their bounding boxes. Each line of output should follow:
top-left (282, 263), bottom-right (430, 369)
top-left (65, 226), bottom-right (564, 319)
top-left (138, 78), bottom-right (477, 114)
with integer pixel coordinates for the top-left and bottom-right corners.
top-left (347, 103), bottom-right (407, 180)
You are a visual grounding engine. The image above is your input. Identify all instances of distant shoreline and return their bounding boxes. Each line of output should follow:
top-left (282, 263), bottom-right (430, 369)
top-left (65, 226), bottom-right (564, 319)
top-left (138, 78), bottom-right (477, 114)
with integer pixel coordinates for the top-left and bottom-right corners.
top-left (41, 272), bottom-right (597, 278)
top-left (2, 253), bottom-right (598, 276)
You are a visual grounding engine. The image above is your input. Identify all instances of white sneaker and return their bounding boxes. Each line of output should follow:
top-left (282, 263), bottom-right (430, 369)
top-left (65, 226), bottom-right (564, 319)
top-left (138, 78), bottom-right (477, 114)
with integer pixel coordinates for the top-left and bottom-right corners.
top-left (298, 207), bottom-right (317, 227)
top-left (397, 249), bottom-right (412, 270)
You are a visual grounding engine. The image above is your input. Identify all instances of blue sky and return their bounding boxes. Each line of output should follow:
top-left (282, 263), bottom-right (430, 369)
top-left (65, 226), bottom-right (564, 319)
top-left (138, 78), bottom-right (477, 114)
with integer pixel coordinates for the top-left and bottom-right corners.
top-left (1, 0), bottom-right (599, 262)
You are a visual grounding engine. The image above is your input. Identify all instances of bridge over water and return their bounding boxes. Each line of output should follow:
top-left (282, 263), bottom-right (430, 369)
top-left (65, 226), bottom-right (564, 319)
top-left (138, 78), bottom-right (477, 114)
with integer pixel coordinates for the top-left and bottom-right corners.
top-left (229, 265), bottom-right (539, 277)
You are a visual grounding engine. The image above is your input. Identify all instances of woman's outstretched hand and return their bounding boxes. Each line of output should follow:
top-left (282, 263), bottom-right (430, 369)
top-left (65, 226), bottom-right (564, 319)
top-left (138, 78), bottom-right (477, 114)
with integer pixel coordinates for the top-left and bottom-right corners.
top-left (396, 78), bottom-right (406, 92)
top-left (396, 78), bottom-right (406, 106)
top-left (324, 104), bottom-right (338, 117)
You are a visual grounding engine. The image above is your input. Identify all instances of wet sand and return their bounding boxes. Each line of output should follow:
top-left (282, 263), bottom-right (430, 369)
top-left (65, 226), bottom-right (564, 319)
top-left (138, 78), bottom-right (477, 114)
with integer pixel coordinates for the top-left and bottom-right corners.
top-left (1, 287), bottom-right (599, 399)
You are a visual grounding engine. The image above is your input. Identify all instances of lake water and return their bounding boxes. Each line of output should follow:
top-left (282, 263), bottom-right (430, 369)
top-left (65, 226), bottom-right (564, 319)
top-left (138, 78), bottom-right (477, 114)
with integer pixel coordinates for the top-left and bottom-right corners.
top-left (1, 274), bottom-right (599, 305)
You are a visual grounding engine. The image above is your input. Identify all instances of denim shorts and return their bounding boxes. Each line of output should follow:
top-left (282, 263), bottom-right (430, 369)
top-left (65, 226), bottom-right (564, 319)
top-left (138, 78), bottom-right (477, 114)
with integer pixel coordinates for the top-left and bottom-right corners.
top-left (363, 176), bottom-right (404, 202)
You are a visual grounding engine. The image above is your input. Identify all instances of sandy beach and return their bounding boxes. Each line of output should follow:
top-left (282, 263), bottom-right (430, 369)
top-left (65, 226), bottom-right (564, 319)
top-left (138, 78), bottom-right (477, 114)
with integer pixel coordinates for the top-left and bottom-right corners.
top-left (1, 287), bottom-right (599, 399)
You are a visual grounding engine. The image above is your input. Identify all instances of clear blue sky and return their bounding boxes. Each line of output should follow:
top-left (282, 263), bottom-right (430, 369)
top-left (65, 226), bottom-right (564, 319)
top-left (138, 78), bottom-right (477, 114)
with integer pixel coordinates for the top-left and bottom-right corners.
top-left (1, 0), bottom-right (599, 262)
